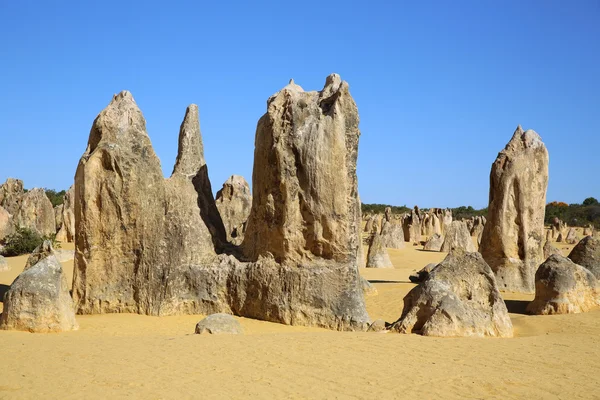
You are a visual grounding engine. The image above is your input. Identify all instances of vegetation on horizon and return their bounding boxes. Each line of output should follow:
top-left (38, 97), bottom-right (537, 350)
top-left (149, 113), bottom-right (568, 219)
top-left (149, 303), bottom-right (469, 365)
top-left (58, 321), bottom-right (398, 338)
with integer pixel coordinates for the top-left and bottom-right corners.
top-left (44, 188), bottom-right (66, 207)
top-left (545, 197), bottom-right (600, 228)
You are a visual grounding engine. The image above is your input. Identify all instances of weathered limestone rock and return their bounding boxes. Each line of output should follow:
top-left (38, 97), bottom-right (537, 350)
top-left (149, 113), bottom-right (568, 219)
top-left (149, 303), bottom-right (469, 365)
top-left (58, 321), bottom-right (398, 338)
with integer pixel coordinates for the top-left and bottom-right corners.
top-left (361, 276), bottom-right (378, 296)
top-left (423, 233), bottom-right (444, 252)
top-left (364, 215), bottom-right (374, 233)
top-left (56, 185), bottom-right (75, 243)
top-left (402, 208), bottom-right (421, 244)
top-left (0, 255), bottom-right (9, 272)
top-left (0, 255), bottom-right (78, 333)
top-left (391, 251), bottom-right (513, 337)
top-left (384, 207), bottom-right (392, 222)
top-left (0, 178), bottom-right (24, 216)
top-left (195, 313), bottom-right (243, 334)
top-left (25, 240), bottom-right (55, 270)
top-left (568, 236), bottom-right (600, 279)
top-left (432, 214), bottom-right (442, 235)
top-left (441, 209), bottom-right (453, 233)
top-left (479, 126), bottom-right (549, 293)
top-left (73, 93), bottom-right (219, 316)
top-left (17, 188), bottom-right (56, 237)
top-left (366, 231), bottom-right (393, 268)
top-left (583, 225), bottom-right (593, 237)
top-left (557, 232), bottom-right (564, 243)
top-left (380, 220), bottom-right (405, 249)
top-left (0, 206), bottom-right (13, 241)
top-left (526, 254), bottom-right (599, 315)
top-left (565, 228), bottom-right (579, 245)
top-left (73, 77), bottom-right (370, 331)
top-left (408, 263), bottom-right (437, 283)
top-left (543, 240), bottom-right (562, 259)
top-left (54, 204), bottom-right (63, 232)
top-left (215, 175), bottom-right (252, 245)
top-left (440, 221), bottom-right (477, 253)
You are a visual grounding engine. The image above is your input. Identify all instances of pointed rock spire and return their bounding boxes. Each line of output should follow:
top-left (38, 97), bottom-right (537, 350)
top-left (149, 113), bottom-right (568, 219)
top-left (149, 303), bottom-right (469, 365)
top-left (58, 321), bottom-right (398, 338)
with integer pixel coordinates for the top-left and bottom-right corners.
top-left (172, 104), bottom-right (205, 176)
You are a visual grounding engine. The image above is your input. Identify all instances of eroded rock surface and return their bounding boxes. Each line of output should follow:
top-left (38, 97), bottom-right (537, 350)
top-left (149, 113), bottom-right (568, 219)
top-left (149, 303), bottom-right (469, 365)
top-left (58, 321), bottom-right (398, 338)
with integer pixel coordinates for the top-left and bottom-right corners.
top-left (72, 77), bottom-right (370, 331)
top-left (527, 254), bottom-right (599, 315)
top-left (215, 175), bottom-right (251, 245)
top-left (391, 251), bottom-right (513, 338)
top-left (479, 126), bottom-right (549, 293)
top-left (568, 236), bottom-right (600, 279)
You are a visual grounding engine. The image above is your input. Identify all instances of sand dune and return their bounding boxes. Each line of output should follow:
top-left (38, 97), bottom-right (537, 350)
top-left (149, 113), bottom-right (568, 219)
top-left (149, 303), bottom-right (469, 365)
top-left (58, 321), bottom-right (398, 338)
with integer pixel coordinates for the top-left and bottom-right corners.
top-left (1, 234), bottom-right (599, 399)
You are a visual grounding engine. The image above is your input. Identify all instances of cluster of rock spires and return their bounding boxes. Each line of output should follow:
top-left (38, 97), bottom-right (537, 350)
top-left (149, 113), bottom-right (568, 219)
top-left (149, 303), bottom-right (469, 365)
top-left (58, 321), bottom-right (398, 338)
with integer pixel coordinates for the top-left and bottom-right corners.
top-left (0, 178), bottom-right (76, 245)
top-left (66, 74), bottom-right (369, 330)
top-left (0, 179), bottom-right (56, 240)
top-left (2, 77), bottom-right (599, 338)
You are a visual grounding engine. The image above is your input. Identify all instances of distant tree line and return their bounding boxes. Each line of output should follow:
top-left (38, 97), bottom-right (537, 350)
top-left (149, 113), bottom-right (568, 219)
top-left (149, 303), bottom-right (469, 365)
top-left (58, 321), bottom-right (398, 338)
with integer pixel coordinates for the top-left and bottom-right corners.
top-left (361, 203), bottom-right (411, 215)
top-left (450, 206), bottom-right (488, 220)
top-left (545, 197), bottom-right (599, 228)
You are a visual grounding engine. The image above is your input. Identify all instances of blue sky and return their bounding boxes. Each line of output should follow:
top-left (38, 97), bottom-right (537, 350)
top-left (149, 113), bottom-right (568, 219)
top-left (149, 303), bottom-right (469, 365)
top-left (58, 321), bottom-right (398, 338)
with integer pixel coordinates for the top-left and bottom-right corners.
top-left (0, 1), bottom-right (598, 208)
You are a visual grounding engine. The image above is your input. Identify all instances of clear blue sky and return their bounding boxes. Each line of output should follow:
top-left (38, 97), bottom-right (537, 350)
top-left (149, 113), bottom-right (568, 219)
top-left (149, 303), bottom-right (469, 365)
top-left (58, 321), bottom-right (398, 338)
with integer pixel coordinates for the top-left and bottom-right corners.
top-left (1, 1), bottom-right (598, 209)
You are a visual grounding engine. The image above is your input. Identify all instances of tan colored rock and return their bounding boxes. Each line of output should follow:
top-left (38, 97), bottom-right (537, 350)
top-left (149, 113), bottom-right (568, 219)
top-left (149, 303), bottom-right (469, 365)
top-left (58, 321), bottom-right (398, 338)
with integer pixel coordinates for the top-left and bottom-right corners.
top-left (543, 240), bottom-right (562, 259)
top-left (441, 221), bottom-right (477, 253)
top-left (565, 228), bottom-right (579, 245)
top-left (423, 233), bottom-right (443, 252)
top-left (72, 94), bottom-right (217, 316)
top-left (54, 204), bottom-right (63, 231)
top-left (17, 188), bottom-right (56, 237)
top-left (392, 251), bottom-right (513, 337)
top-left (0, 178), bottom-right (24, 216)
top-left (0, 206), bottom-right (13, 241)
top-left (479, 126), bottom-right (549, 293)
top-left (0, 253), bottom-right (78, 333)
top-left (56, 185), bottom-right (75, 243)
top-left (73, 78), bottom-right (370, 331)
top-left (366, 231), bottom-right (393, 268)
top-left (568, 236), bottom-right (600, 279)
top-left (526, 254), bottom-right (599, 315)
top-left (25, 240), bottom-right (55, 271)
top-left (215, 175), bottom-right (252, 245)
top-left (0, 255), bottom-right (9, 272)
top-left (380, 220), bottom-right (405, 249)
top-left (364, 215), bottom-right (374, 233)
top-left (243, 74), bottom-right (362, 267)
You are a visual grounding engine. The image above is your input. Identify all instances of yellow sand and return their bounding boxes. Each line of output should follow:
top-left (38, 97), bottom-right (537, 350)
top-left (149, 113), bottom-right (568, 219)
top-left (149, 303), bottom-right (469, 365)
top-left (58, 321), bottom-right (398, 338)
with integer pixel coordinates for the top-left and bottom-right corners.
top-left (1, 232), bottom-right (599, 399)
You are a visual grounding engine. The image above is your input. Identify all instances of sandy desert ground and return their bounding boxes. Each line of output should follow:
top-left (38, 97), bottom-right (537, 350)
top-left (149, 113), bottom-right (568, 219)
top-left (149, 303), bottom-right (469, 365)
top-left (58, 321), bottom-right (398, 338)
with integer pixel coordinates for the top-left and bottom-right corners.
top-left (1, 231), bottom-right (599, 399)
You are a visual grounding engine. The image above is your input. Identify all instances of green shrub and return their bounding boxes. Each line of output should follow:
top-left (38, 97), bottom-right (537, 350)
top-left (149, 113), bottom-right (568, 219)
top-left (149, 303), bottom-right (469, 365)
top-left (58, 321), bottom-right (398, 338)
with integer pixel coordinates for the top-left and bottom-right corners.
top-left (1, 228), bottom-right (44, 256)
top-left (44, 188), bottom-right (66, 207)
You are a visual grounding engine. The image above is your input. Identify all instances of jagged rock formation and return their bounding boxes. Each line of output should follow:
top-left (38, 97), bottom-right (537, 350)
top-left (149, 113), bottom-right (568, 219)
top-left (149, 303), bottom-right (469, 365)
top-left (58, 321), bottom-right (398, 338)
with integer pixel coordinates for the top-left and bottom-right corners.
top-left (568, 236), bottom-right (600, 279)
top-left (423, 233), bottom-right (444, 252)
top-left (391, 251), bottom-right (513, 337)
top-left (380, 220), bottom-right (405, 249)
top-left (215, 175), bottom-right (252, 245)
top-left (565, 228), bottom-right (579, 245)
top-left (56, 185), bottom-right (75, 242)
top-left (0, 178), bottom-right (24, 216)
top-left (25, 240), bottom-right (55, 270)
top-left (440, 221), bottom-right (477, 253)
top-left (526, 254), bottom-right (599, 315)
top-left (0, 179), bottom-right (55, 237)
top-left (0, 243), bottom-right (78, 333)
top-left (18, 188), bottom-right (56, 237)
top-left (366, 231), bottom-right (393, 268)
top-left (0, 206), bottom-right (13, 241)
top-left (479, 126), bottom-right (549, 293)
top-left (73, 76), bottom-right (370, 331)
